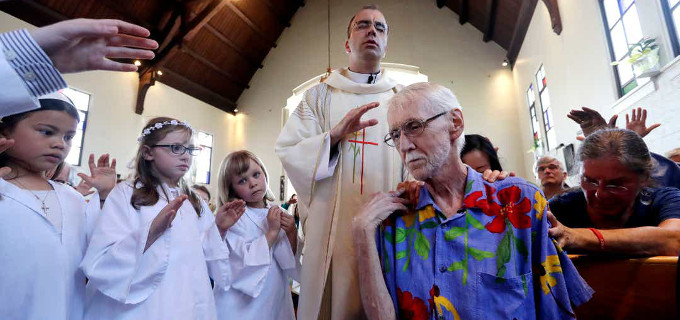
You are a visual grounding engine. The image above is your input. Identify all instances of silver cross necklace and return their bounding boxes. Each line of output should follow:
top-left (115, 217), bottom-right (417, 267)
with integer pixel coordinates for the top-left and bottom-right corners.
top-left (14, 180), bottom-right (52, 216)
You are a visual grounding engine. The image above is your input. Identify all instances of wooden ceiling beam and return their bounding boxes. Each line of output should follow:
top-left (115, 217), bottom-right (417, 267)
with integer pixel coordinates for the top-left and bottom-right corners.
top-left (181, 47), bottom-right (250, 89)
top-left (459, 0), bottom-right (469, 25)
top-left (260, 0), bottom-right (291, 27)
top-left (436, 0), bottom-right (447, 9)
top-left (160, 68), bottom-right (237, 111)
top-left (541, 0), bottom-right (563, 35)
top-left (205, 24), bottom-right (264, 69)
top-left (507, 0), bottom-right (539, 67)
top-left (225, 1), bottom-right (277, 49)
top-left (483, 0), bottom-right (499, 43)
top-left (98, 0), bottom-right (153, 31)
top-left (137, 0), bottom-right (226, 114)
top-left (0, 0), bottom-right (66, 26)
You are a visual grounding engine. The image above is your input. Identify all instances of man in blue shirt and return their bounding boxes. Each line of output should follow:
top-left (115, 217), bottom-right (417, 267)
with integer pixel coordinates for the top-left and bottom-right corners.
top-left (352, 82), bottom-right (592, 319)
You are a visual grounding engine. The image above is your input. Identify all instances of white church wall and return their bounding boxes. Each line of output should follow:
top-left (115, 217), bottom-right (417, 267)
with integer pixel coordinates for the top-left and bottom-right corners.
top-left (513, 0), bottom-right (680, 185)
top-left (0, 12), bottom-right (242, 198)
top-left (237, 0), bottom-right (526, 199)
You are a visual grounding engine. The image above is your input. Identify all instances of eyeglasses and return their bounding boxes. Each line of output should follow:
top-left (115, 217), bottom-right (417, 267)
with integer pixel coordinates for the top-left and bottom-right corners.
top-left (537, 164), bottom-right (561, 173)
top-left (384, 112), bottom-right (447, 147)
top-left (353, 20), bottom-right (388, 33)
top-left (152, 144), bottom-right (202, 156)
top-left (580, 176), bottom-right (632, 195)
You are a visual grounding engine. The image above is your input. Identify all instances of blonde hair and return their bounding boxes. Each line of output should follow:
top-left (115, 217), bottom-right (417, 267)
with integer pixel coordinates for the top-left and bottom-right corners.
top-left (217, 150), bottom-right (276, 208)
top-left (131, 117), bottom-right (203, 216)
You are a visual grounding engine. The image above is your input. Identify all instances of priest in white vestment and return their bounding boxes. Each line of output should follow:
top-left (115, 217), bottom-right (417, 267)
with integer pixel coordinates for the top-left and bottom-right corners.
top-left (275, 5), bottom-right (404, 320)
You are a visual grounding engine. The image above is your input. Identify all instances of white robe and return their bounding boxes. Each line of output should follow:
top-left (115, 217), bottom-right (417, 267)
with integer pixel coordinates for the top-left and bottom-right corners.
top-left (214, 205), bottom-right (298, 320)
top-left (275, 68), bottom-right (404, 320)
top-left (80, 182), bottom-right (231, 320)
top-left (0, 178), bottom-right (100, 320)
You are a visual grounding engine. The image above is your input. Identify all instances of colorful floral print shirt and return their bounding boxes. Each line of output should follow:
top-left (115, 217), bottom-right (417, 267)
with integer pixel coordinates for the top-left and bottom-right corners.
top-left (377, 167), bottom-right (593, 319)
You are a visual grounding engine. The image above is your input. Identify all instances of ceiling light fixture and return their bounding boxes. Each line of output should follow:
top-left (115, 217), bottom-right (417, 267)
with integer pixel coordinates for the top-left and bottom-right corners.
top-left (134, 60), bottom-right (142, 67)
top-left (502, 59), bottom-right (509, 67)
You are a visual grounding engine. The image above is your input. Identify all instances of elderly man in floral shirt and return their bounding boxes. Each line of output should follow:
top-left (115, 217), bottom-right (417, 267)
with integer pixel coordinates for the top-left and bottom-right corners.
top-left (352, 82), bottom-right (593, 320)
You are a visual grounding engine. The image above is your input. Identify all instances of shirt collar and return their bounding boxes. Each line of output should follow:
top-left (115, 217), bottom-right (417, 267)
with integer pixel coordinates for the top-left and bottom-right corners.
top-left (414, 166), bottom-right (488, 211)
top-left (345, 67), bottom-right (382, 84)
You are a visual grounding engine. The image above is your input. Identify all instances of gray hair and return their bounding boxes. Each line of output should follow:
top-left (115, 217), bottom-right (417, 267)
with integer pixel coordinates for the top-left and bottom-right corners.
top-left (579, 128), bottom-right (652, 179)
top-left (535, 155), bottom-right (564, 172)
top-left (387, 82), bottom-right (465, 153)
top-left (665, 147), bottom-right (680, 160)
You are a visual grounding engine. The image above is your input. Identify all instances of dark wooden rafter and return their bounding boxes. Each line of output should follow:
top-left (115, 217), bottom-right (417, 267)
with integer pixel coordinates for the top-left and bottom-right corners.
top-left (541, 0), bottom-right (562, 35)
top-left (136, 0), bottom-right (227, 114)
top-left (506, 0), bottom-right (539, 67)
top-left (204, 24), bottom-right (264, 69)
top-left (259, 0), bottom-right (291, 27)
top-left (436, 0), bottom-right (447, 9)
top-left (98, 0), bottom-right (153, 31)
top-left (225, 1), bottom-right (277, 48)
top-left (135, 70), bottom-right (156, 114)
top-left (0, 0), bottom-right (66, 26)
top-left (161, 68), bottom-right (237, 111)
top-left (181, 46), bottom-right (250, 89)
top-left (483, 0), bottom-right (499, 43)
top-left (459, 0), bottom-right (469, 25)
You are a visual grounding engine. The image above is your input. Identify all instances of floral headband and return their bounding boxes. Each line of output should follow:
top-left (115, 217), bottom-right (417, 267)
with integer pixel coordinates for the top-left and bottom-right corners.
top-left (137, 120), bottom-right (193, 142)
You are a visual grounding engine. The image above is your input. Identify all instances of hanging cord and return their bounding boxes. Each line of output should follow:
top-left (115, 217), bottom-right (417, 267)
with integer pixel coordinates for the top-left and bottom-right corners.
top-left (325, 0), bottom-right (331, 77)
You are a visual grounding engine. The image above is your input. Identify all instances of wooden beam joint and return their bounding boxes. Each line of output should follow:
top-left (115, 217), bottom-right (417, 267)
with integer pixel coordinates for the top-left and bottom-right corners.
top-left (135, 71), bottom-right (157, 115)
top-left (541, 0), bottom-right (562, 35)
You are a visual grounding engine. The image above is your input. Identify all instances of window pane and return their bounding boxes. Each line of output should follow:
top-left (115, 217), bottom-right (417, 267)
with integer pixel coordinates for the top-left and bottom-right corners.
top-left (197, 131), bottom-right (213, 147)
top-left (673, 6), bottom-right (680, 41)
top-left (72, 130), bottom-right (83, 149)
top-left (62, 87), bottom-right (90, 112)
top-left (670, 0), bottom-right (679, 8)
top-left (603, 0), bottom-right (621, 27)
top-left (621, 0), bottom-right (634, 11)
top-left (547, 129), bottom-right (558, 151)
top-left (617, 56), bottom-right (635, 85)
top-left (622, 5), bottom-right (642, 44)
top-left (540, 89), bottom-right (551, 111)
top-left (66, 147), bottom-right (80, 165)
top-left (536, 66), bottom-right (545, 91)
top-left (622, 79), bottom-right (638, 95)
top-left (611, 22), bottom-right (629, 60)
top-left (526, 85), bottom-right (535, 106)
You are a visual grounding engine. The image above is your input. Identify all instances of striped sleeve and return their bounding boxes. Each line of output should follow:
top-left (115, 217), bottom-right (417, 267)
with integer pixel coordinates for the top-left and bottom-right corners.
top-left (0, 29), bottom-right (67, 98)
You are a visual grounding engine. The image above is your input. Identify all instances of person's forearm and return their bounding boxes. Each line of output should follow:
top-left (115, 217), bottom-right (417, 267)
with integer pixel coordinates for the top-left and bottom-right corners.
top-left (353, 226), bottom-right (396, 320)
top-left (287, 231), bottom-right (297, 255)
top-left (572, 226), bottom-right (680, 256)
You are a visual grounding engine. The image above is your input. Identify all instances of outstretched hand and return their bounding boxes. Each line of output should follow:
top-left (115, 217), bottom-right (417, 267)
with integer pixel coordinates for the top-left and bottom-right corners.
top-left (29, 19), bottom-right (159, 73)
top-left (330, 102), bottom-right (380, 146)
top-left (626, 107), bottom-right (660, 138)
top-left (0, 138), bottom-right (15, 179)
top-left (567, 107), bottom-right (617, 137)
top-left (77, 154), bottom-right (117, 200)
top-left (145, 195), bottom-right (187, 252)
top-left (215, 199), bottom-right (246, 238)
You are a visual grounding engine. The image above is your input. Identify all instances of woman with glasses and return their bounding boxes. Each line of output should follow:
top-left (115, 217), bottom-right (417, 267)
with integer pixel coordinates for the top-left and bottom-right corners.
top-left (547, 128), bottom-right (680, 256)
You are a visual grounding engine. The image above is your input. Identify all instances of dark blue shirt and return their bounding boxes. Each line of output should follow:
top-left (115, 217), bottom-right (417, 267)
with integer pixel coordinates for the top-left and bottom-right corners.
top-left (549, 187), bottom-right (680, 228)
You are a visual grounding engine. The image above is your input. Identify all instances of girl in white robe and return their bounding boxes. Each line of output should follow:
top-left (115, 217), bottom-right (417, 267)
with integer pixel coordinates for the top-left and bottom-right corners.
top-left (214, 150), bottom-right (299, 320)
top-left (80, 117), bottom-right (243, 320)
top-left (0, 93), bottom-right (116, 320)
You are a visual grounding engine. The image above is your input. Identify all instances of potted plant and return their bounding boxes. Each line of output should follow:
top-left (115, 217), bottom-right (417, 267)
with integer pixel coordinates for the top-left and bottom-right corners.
top-left (612, 37), bottom-right (661, 78)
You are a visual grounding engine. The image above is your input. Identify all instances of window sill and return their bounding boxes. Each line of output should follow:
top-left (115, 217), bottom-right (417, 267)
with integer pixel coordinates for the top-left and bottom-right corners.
top-left (610, 54), bottom-right (680, 114)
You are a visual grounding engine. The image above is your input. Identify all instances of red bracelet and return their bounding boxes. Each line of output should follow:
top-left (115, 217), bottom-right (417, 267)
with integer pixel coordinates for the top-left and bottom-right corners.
top-left (588, 228), bottom-right (605, 250)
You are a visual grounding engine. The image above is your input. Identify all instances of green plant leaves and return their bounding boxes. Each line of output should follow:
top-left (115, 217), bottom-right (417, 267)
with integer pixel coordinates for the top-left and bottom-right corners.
top-left (468, 247), bottom-right (495, 261)
top-left (496, 229), bottom-right (512, 278)
top-left (466, 213), bottom-right (485, 230)
top-left (415, 232), bottom-right (431, 260)
top-left (444, 227), bottom-right (466, 240)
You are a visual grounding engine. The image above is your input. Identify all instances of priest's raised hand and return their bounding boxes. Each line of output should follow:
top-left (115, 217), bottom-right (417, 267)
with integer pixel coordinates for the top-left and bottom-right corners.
top-left (329, 102), bottom-right (380, 146)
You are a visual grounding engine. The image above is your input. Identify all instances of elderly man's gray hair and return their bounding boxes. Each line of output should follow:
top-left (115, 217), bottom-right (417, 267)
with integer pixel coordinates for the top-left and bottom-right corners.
top-left (535, 155), bottom-right (565, 172)
top-left (387, 82), bottom-right (465, 153)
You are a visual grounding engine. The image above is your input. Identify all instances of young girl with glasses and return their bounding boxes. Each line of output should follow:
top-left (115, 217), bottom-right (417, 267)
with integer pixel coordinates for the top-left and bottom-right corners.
top-left (81, 117), bottom-right (242, 319)
top-left (213, 150), bottom-right (299, 320)
top-left (0, 92), bottom-right (116, 320)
